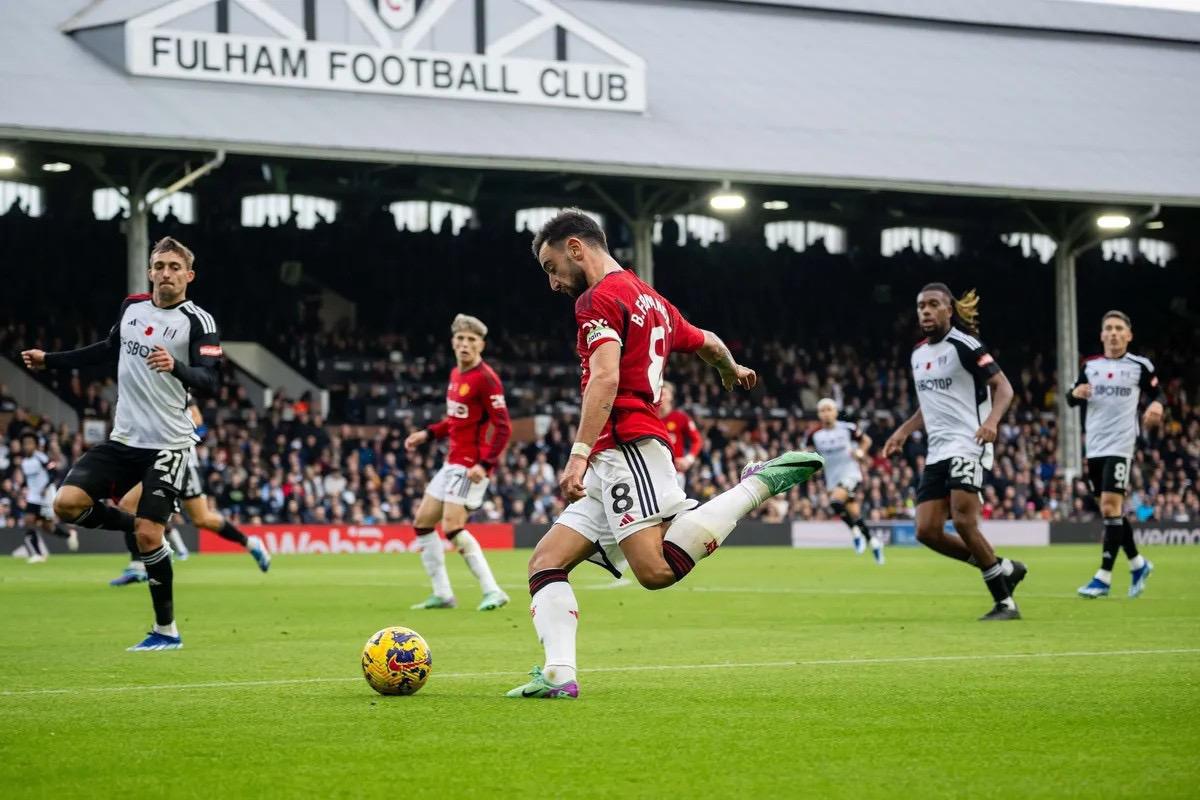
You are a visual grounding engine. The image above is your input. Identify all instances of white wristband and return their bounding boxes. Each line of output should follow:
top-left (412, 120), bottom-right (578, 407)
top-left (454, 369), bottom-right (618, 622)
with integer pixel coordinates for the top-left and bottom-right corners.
top-left (571, 442), bottom-right (592, 460)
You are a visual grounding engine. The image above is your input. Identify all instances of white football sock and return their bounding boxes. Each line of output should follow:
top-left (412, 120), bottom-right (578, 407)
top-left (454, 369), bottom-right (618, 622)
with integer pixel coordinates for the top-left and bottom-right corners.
top-left (532, 581), bottom-right (578, 685)
top-left (168, 528), bottom-right (187, 553)
top-left (1094, 569), bottom-right (1113, 584)
top-left (1129, 555), bottom-right (1146, 570)
top-left (153, 622), bottom-right (179, 637)
top-left (416, 532), bottom-right (453, 599)
top-left (453, 530), bottom-right (501, 595)
top-left (1000, 558), bottom-right (1014, 576)
top-left (128, 559), bottom-right (146, 573)
top-left (663, 480), bottom-right (766, 563)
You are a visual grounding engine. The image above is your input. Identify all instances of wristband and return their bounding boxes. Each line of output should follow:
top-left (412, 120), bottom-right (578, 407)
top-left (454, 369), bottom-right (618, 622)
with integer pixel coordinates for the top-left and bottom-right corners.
top-left (570, 442), bottom-right (592, 460)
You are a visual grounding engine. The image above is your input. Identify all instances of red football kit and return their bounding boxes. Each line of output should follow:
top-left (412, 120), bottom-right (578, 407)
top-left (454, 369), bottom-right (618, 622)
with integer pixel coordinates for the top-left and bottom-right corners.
top-left (663, 409), bottom-right (703, 461)
top-left (574, 269), bottom-right (706, 455)
top-left (426, 360), bottom-right (512, 469)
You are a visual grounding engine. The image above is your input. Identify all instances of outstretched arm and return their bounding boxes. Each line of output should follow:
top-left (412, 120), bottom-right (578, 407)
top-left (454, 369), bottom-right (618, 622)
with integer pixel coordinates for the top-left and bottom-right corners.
top-left (883, 409), bottom-right (924, 457)
top-left (696, 330), bottom-right (756, 391)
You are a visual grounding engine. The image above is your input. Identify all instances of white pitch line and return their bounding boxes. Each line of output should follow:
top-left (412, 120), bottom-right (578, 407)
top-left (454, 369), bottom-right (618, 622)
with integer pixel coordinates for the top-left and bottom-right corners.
top-left (3, 648), bottom-right (1198, 698)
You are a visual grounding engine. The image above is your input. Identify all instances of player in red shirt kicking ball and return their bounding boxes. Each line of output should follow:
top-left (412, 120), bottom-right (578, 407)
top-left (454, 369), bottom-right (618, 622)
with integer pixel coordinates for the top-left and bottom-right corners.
top-left (405, 314), bottom-right (513, 611)
top-left (508, 210), bottom-right (825, 699)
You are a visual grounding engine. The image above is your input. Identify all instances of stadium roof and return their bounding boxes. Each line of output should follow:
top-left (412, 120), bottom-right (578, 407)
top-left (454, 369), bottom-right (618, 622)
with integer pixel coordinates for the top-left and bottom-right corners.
top-left (2, 0), bottom-right (1199, 205)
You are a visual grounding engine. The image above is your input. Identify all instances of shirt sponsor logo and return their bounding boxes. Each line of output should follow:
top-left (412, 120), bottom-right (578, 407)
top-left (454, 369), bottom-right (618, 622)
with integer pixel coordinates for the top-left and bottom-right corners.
top-left (447, 399), bottom-right (470, 419)
top-left (198, 344), bottom-right (223, 357)
top-left (916, 377), bottom-right (953, 391)
top-left (1093, 385), bottom-right (1133, 397)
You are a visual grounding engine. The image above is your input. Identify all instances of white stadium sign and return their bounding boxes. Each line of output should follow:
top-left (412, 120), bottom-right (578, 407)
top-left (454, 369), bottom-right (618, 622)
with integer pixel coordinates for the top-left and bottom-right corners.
top-left (121, 0), bottom-right (646, 112)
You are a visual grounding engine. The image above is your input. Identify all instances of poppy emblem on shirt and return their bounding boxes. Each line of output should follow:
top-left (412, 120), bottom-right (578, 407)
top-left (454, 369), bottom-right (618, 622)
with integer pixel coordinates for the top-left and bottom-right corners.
top-left (459, 383), bottom-right (471, 396)
top-left (925, 362), bottom-right (932, 370)
top-left (1108, 373), bottom-right (1113, 379)
top-left (144, 326), bottom-right (154, 336)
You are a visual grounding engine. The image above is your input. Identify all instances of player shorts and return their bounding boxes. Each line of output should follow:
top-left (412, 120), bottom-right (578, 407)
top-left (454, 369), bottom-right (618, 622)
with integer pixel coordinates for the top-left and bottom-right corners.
top-left (181, 448), bottom-right (204, 500)
top-left (22, 501), bottom-right (49, 521)
top-left (427, 463), bottom-right (489, 511)
top-left (556, 438), bottom-right (697, 548)
top-left (62, 440), bottom-right (189, 524)
top-left (829, 473), bottom-right (862, 498)
top-left (916, 456), bottom-right (985, 504)
top-left (1087, 455), bottom-right (1132, 497)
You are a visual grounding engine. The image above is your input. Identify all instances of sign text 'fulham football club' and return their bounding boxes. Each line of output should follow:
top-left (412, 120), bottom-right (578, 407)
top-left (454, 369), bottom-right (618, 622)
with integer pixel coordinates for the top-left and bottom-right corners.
top-left (121, 0), bottom-right (646, 112)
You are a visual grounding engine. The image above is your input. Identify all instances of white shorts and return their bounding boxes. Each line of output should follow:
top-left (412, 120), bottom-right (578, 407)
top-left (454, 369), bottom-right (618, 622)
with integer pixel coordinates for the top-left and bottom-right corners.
top-left (427, 463), bottom-right (489, 511)
top-left (829, 473), bottom-right (861, 497)
top-left (557, 439), bottom-right (696, 549)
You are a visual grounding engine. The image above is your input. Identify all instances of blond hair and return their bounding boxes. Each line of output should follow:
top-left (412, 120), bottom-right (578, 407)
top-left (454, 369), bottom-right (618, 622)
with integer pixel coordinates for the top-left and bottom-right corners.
top-left (451, 313), bottom-right (488, 338)
top-left (922, 283), bottom-right (981, 336)
top-left (817, 397), bottom-right (837, 412)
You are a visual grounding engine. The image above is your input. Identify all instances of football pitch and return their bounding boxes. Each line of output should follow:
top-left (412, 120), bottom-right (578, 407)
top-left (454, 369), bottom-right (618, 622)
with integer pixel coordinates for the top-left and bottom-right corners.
top-left (2, 546), bottom-right (1198, 799)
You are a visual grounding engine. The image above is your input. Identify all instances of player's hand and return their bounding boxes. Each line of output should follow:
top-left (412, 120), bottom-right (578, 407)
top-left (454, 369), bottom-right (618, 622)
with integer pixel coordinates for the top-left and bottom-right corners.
top-left (21, 349), bottom-right (46, 371)
top-left (719, 363), bottom-right (757, 391)
top-left (1143, 400), bottom-right (1164, 430)
top-left (146, 346), bottom-right (175, 373)
top-left (975, 421), bottom-right (999, 445)
top-left (559, 455), bottom-right (588, 503)
top-left (674, 455), bottom-right (695, 472)
top-left (1071, 383), bottom-right (1092, 400)
top-left (404, 430), bottom-right (428, 450)
top-left (466, 464), bottom-right (487, 483)
top-left (882, 431), bottom-right (906, 458)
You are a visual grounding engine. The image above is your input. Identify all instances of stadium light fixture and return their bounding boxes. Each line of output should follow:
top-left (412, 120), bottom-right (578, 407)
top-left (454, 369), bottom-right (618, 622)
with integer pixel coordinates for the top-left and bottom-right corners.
top-left (1096, 213), bottom-right (1131, 230)
top-left (1145, 220), bottom-right (1164, 230)
top-left (710, 188), bottom-right (746, 212)
top-left (42, 162), bottom-right (71, 173)
top-left (762, 200), bottom-right (789, 211)
top-left (0, 154), bottom-right (16, 171)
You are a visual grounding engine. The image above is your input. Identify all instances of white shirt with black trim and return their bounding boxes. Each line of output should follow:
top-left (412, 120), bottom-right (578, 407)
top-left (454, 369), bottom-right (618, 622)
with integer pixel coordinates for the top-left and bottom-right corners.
top-left (911, 328), bottom-right (1002, 469)
top-left (809, 421), bottom-right (863, 487)
top-left (1070, 353), bottom-right (1159, 460)
top-left (21, 450), bottom-right (51, 505)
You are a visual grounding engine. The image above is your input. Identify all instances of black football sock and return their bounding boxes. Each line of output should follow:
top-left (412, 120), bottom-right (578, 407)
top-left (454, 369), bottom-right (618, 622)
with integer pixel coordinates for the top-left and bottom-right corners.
top-left (854, 519), bottom-right (871, 541)
top-left (1119, 517), bottom-right (1140, 561)
top-left (215, 520), bottom-right (249, 546)
top-left (74, 502), bottom-right (135, 534)
top-left (24, 529), bottom-right (44, 556)
top-left (661, 541), bottom-right (694, 582)
top-left (1101, 517), bottom-right (1123, 572)
top-left (50, 524), bottom-right (73, 540)
top-left (981, 559), bottom-right (1013, 605)
top-left (140, 545), bottom-right (175, 627)
top-left (124, 531), bottom-right (140, 559)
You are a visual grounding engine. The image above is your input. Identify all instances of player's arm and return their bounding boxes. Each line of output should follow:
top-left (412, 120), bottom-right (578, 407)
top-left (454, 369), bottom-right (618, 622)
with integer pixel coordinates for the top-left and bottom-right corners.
top-left (560, 341), bottom-right (620, 501)
top-left (1139, 361), bottom-right (1164, 429)
top-left (154, 326), bottom-right (222, 395)
top-left (1067, 364), bottom-right (1090, 407)
top-left (977, 371), bottom-right (1014, 444)
top-left (478, 375), bottom-right (512, 473)
top-left (683, 414), bottom-right (703, 460)
top-left (25, 314), bottom-right (122, 371)
top-left (882, 409), bottom-right (923, 457)
top-left (853, 427), bottom-right (873, 461)
top-left (695, 331), bottom-right (756, 391)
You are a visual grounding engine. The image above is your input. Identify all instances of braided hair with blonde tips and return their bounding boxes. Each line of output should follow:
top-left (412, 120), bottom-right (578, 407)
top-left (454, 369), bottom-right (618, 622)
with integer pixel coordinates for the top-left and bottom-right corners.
top-left (921, 282), bottom-right (981, 336)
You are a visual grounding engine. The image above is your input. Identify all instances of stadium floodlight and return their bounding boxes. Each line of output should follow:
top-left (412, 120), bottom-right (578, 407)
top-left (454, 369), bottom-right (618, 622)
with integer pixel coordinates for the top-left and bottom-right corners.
top-left (762, 200), bottom-right (789, 211)
top-left (41, 162), bottom-right (71, 173)
top-left (1096, 213), bottom-right (1132, 230)
top-left (0, 155), bottom-right (16, 171)
top-left (1145, 220), bottom-right (1164, 230)
top-left (710, 191), bottom-right (746, 212)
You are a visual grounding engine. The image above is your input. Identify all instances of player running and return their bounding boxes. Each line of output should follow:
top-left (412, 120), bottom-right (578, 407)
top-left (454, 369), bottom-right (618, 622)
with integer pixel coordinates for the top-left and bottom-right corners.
top-left (404, 314), bottom-right (512, 612)
top-left (810, 399), bottom-right (884, 564)
top-left (109, 403), bottom-right (270, 585)
top-left (22, 236), bottom-right (221, 651)
top-left (16, 432), bottom-right (78, 562)
top-left (1070, 311), bottom-right (1163, 598)
top-left (508, 210), bottom-right (824, 699)
top-left (883, 284), bottom-right (1027, 621)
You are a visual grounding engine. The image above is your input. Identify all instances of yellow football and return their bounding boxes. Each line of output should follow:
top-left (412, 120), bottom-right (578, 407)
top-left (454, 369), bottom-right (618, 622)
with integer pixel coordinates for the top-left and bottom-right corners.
top-left (361, 626), bottom-right (432, 696)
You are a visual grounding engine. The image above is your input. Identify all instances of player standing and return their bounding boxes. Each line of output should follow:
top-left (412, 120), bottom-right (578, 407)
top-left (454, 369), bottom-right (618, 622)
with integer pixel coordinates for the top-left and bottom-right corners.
top-left (22, 237), bottom-right (221, 650)
top-left (883, 284), bottom-right (1027, 621)
top-left (1071, 311), bottom-right (1162, 598)
top-left (508, 210), bottom-right (824, 698)
top-left (110, 403), bottom-right (270, 585)
top-left (17, 432), bottom-right (78, 562)
top-left (660, 382), bottom-right (703, 488)
top-left (404, 314), bottom-right (512, 611)
top-left (810, 398), bottom-right (884, 564)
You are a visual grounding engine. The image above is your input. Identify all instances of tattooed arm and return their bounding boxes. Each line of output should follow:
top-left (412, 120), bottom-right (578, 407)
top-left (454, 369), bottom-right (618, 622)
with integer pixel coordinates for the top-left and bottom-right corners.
top-left (696, 330), bottom-right (757, 391)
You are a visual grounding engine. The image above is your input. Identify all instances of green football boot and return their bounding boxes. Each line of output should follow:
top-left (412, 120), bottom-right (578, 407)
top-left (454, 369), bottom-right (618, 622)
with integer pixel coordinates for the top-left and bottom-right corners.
top-left (477, 590), bottom-right (510, 611)
top-left (740, 450), bottom-right (825, 496)
top-left (409, 595), bottom-right (457, 610)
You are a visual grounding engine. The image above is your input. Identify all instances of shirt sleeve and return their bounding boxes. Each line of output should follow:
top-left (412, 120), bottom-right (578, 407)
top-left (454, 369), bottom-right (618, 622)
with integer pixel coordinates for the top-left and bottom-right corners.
top-left (957, 337), bottom-right (1002, 382)
top-left (683, 413), bottom-right (703, 458)
top-left (575, 291), bottom-right (625, 359)
top-left (171, 319), bottom-right (222, 396)
top-left (1138, 360), bottom-right (1162, 404)
top-left (479, 371), bottom-right (512, 470)
top-left (1066, 363), bottom-right (1090, 408)
top-left (43, 298), bottom-right (128, 369)
top-left (668, 301), bottom-right (706, 354)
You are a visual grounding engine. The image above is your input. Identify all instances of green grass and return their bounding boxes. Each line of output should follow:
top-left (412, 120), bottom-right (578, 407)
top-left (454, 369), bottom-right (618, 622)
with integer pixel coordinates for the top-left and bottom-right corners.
top-left (1, 545), bottom-right (1198, 799)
